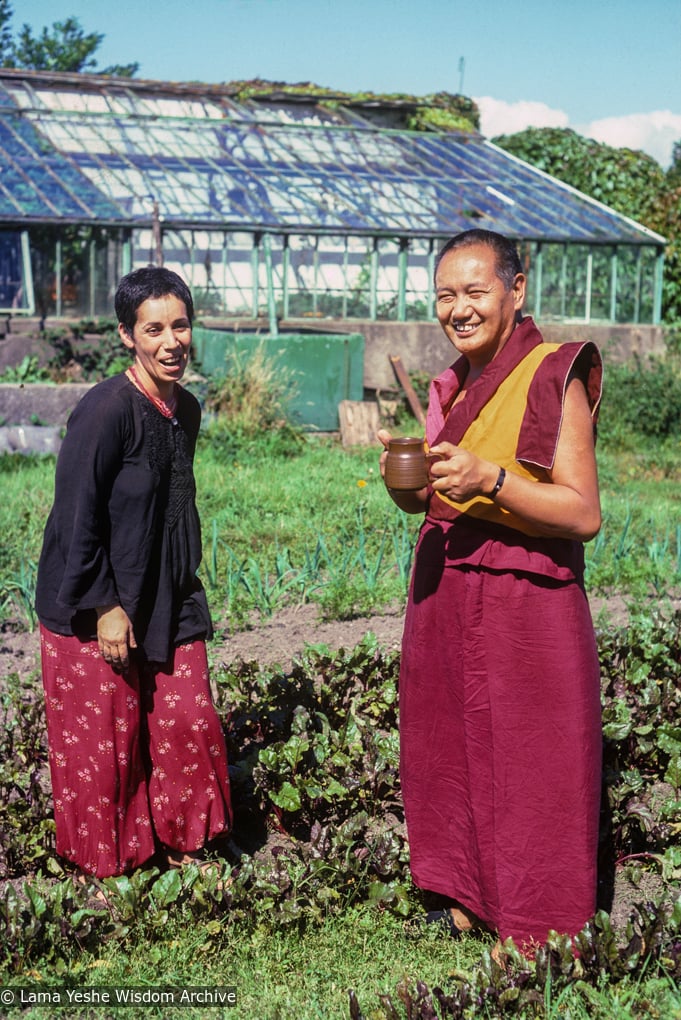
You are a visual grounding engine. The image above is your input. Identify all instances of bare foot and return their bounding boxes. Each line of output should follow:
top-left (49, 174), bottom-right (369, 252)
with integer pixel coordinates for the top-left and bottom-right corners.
top-left (165, 849), bottom-right (230, 889)
top-left (166, 849), bottom-right (204, 868)
top-left (450, 901), bottom-right (487, 932)
top-left (490, 941), bottom-right (508, 969)
top-left (72, 869), bottom-right (108, 905)
top-left (449, 906), bottom-right (475, 931)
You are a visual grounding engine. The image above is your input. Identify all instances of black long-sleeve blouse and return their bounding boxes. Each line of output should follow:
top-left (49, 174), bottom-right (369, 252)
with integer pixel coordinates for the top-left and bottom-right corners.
top-left (35, 373), bottom-right (212, 662)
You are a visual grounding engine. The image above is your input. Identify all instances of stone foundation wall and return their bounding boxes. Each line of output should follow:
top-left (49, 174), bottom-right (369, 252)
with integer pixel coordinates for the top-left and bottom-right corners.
top-left (0, 317), bottom-right (669, 435)
top-left (333, 319), bottom-right (668, 391)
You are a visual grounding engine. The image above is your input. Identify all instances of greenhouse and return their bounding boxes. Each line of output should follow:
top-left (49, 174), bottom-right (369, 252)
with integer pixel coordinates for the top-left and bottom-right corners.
top-left (1, 68), bottom-right (666, 325)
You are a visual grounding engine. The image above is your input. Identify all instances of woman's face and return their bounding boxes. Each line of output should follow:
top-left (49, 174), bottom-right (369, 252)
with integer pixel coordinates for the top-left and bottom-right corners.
top-left (119, 293), bottom-right (191, 399)
top-left (435, 243), bottom-right (525, 371)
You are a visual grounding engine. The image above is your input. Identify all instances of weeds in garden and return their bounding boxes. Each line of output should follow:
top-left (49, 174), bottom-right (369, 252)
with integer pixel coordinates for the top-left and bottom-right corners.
top-left (202, 340), bottom-right (301, 438)
top-left (0, 558), bottom-right (38, 631)
top-left (1, 619), bottom-right (680, 1017)
top-left (202, 498), bottom-right (417, 624)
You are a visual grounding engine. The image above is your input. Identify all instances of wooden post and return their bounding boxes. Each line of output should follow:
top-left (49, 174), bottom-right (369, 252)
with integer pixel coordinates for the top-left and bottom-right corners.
top-left (389, 354), bottom-right (426, 427)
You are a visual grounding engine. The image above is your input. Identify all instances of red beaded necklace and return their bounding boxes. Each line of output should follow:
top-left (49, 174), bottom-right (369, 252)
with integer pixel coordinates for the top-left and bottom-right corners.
top-left (126, 364), bottom-right (178, 420)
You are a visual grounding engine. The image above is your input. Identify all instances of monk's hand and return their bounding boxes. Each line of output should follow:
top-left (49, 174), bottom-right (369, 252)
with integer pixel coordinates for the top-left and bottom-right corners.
top-left (96, 604), bottom-right (137, 672)
top-left (428, 443), bottom-right (496, 502)
top-left (377, 428), bottom-right (392, 481)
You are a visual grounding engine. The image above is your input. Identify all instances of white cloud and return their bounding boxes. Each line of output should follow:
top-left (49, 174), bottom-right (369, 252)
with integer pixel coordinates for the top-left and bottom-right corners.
top-left (474, 96), bottom-right (681, 169)
top-left (582, 111), bottom-right (681, 168)
top-left (474, 96), bottom-right (569, 138)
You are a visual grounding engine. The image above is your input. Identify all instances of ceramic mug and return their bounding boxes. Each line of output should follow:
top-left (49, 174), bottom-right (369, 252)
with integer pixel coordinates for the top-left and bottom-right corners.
top-left (384, 436), bottom-right (429, 490)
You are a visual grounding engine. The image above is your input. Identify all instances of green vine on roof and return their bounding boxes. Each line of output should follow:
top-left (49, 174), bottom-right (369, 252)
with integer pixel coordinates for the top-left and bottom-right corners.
top-left (228, 79), bottom-right (336, 100)
top-left (405, 103), bottom-right (477, 133)
top-left (226, 80), bottom-right (480, 133)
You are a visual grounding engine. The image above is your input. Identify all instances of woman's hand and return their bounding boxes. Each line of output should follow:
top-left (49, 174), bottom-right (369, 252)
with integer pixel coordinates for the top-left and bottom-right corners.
top-left (96, 604), bottom-right (137, 672)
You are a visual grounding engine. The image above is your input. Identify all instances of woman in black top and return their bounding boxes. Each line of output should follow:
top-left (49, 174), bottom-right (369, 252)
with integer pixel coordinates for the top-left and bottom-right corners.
top-left (36, 267), bottom-right (232, 880)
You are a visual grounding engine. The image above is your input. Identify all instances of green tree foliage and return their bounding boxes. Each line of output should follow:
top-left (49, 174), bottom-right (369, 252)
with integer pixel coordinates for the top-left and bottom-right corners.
top-left (0, 0), bottom-right (12, 66)
top-left (667, 140), bottom-right (681, 189)
top-left (493, 127), bottom-right (681, 322)
top-left (0, 2), bottom-right (137, 76)
top-left (492, 127), bottom-right (665, 222)
top-left (600, 356), bottom-right (681, 440)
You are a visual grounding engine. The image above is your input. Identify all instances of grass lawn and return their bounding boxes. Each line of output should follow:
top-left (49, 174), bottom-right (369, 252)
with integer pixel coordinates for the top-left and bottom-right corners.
top-left (0, 420), bottom-right (680, 1019)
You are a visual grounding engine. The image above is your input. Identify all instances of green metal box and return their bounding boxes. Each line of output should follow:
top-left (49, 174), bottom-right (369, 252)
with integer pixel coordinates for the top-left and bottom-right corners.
top-left (191, 329), bottom-right (364, 430)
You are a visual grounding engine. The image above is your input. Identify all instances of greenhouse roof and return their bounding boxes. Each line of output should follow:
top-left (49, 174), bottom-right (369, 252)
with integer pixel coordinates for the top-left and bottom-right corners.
top-left (0, 69), bottom-right (665, 247)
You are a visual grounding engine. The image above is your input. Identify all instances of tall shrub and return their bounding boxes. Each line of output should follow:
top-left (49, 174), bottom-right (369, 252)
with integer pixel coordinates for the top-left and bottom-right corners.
top-left (493, 127), bottom-right (681, 323)
top-left (599, 356), bottom-right (681, 442)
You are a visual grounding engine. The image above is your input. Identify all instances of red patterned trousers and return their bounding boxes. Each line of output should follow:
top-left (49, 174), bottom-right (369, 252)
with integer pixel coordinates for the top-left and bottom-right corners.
top-left (40, 625), bottom-right (233, 877)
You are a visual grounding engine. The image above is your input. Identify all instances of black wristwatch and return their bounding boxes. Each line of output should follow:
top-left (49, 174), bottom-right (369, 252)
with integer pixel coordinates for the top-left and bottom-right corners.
top-left (488, 467), bottom-right (506, 499)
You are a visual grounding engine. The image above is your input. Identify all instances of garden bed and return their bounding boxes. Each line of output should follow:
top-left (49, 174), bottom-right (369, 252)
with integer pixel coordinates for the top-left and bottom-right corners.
top-left (2, 598), bottom-right (680, 1019)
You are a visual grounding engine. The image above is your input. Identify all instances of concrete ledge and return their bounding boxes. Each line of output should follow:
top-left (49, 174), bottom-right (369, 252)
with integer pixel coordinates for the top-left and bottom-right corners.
top-left (0, 320), bottom-right (668, 428)
top-left (0, 383), bottom-right (93, 426)
top-left (540, 323), bottom-right (667, 364)
top-left (0, 424), bottom-right (62, 454)
top-left (347, 320), bottom-right (668, 389)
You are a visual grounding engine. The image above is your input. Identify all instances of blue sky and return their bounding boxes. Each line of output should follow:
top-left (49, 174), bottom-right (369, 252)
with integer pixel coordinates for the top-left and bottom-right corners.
top-left (20, 0), bottom-right (681, 165)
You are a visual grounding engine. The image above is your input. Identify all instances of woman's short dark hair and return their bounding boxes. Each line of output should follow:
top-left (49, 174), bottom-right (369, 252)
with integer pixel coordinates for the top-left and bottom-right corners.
top-left (114, 266), bottom-right (194, 336)
top-left (434, 229), bottom-right (523, 290)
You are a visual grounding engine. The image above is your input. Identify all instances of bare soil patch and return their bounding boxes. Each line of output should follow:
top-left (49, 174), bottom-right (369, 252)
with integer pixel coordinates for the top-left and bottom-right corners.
top-left (0, 592), bottom-right (675, 683)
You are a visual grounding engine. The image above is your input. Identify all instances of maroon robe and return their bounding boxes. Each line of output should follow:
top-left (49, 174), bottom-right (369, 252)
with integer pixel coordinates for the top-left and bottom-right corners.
top-left (400, 318), bottom-right (603, 948)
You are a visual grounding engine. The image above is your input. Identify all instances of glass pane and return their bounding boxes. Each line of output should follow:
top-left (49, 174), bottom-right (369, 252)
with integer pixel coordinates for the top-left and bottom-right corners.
top-left (404, 239), bottom-right (433, 321)
top-left (590, 247), bottom-right (615, 321)
top-left (548, 244), bottom-right (588, 321)
top-left (0, 230), bottom-right (31, 312)
top-left (341, 237), bottom-right (373, 318)
top-left (638, 246), bottom-right (657, 323)
top-left (376, 239), bottom-right (400, 320)
top-left (284, 233), bottom-right (317, 317)
top-left (30, 227), bottom-right (123, 319)
top-left (312, 236), bottom-right (350, 319)
top-left (0, 73), bottom-right (660, 245)
top-left (613, 246), bottom-right (656, 324)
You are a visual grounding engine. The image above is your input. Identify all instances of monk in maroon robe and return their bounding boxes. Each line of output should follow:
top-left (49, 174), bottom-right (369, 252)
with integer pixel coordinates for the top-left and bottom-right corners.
top-left (379, 229), bottom-right (602, 955)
